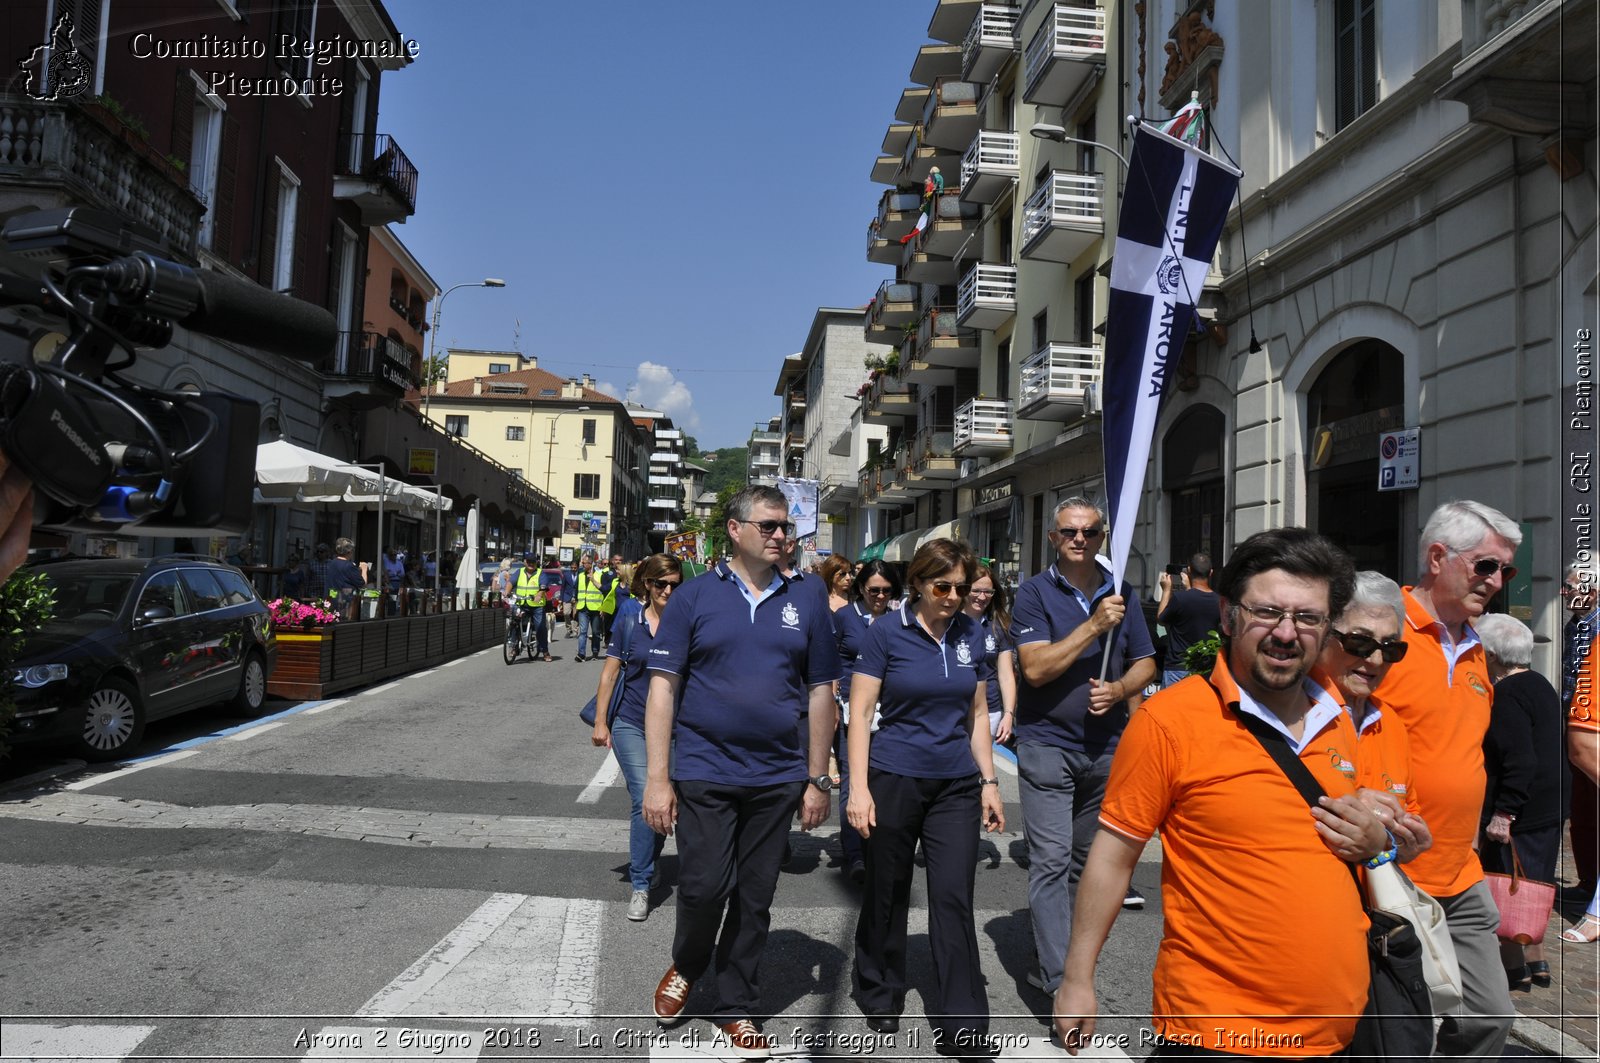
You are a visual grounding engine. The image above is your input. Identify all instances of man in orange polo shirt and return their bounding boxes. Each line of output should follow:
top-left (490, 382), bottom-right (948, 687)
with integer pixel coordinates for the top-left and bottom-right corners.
top-left (1381, 499), bottom-right (1518, 1056)
top-left (1054, 528), bottom-right (1388, 1057)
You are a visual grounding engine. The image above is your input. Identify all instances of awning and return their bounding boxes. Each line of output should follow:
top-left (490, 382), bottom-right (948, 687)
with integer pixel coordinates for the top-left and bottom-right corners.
top-left (917, 520), bottom-right (962, 548)
top-left (859, 535), bottom-right (894, 562)
top-left (255, 439), bottom-right (385, 499)
top-left (881, 529), bottom-right (924, 562)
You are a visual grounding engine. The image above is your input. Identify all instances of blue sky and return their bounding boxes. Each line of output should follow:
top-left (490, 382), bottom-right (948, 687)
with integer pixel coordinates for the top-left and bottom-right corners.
top-left (381, 0), bottom-right (928, 450)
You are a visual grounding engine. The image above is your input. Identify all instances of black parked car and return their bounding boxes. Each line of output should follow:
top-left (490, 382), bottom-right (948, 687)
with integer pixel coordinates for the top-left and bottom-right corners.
top-left (8, 556), bottom-right (278, 761)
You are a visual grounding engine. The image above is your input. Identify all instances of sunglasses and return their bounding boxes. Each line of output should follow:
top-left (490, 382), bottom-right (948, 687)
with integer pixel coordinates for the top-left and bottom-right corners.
top-left (863, 586), bottom-right (894, 596)
top-left (1446, 548), bottom-right (1516, 581)
top-left (929, 581), bottom-right (972, 597)
top-left (1053, 525), bottom-right (1103, 540)
top-left (736, 518), bottom-right (796, 538)
top-left (646, 578), bottom-right (681, 591)
top-left (1330, 627), bottom-right (1409, 663)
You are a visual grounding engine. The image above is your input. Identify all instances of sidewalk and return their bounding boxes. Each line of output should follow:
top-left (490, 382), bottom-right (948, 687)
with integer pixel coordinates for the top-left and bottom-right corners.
top-left (1509, 838), bottom-right (1598, 1059)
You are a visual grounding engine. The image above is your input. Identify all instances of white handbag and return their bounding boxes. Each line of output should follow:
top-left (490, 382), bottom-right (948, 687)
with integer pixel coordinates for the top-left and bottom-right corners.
top-left (1366, 862), bottom-right (1465, 1013)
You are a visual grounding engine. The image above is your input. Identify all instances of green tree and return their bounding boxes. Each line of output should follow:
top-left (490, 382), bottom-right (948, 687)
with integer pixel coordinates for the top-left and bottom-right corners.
top-left (703, 447), bottom-right (749, 496)
top-left (0, 569), bottom-right (57, 759)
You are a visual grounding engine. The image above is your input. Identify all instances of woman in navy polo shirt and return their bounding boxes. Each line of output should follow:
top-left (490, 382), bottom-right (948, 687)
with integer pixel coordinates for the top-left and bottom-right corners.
top-left (963, 561), bottom-right (1017, 745)
top-left (591, 553), bottom-right (680, 923)
top-left (834, 560), bottom-right (903, 885)
top-left (845, 538), bottom-right (1006, 1053)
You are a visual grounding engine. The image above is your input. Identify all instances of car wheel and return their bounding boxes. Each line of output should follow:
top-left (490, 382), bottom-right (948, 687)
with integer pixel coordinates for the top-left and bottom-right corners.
top-left (230, 652), bottom-right (269, 716)
top-left (74, 678), bottom-right (145, 762)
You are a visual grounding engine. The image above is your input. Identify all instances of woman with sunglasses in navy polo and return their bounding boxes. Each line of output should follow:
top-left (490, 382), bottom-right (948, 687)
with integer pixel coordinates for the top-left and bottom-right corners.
top-left (846, 538), bottom-right (1006, 1056)
top-left (834, 560), bottom-right (903, 885)
top-left (592, 553), bottom-right (683, 924)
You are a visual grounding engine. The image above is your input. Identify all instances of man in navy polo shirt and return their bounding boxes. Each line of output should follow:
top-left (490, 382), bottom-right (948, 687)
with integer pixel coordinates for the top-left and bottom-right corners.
top-left (1010, 496), bottom-right (1155, 999)
top-left (642, 485), bottom-right (841, 1057)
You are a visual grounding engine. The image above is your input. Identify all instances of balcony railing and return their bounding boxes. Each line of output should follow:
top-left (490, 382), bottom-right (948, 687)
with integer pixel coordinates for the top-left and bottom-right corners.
top-left (0, 95), bottom-right (203, 259)
top-left (910, 425), bottom-right (959, 479)
top-left (866, 280), bottom-right (927, 342)
top-left (868, 189), bottom-right (923, 262)
top-left (334, 131), bottom-right (418, 223)
top-left (920, 76), bottom-right (981, 152)
top-left (1017, 343), bottom-right (1102, 420)
top-left (963, 3), bottom-right (1020, 83)
top-left (954, 398), bottom-right (1014, 455)
top-left (1023, 3), bottom-right (1107, 105)
top-left (960, 130), bottom-right (1019, 204)
top-left (864, 372), bottom-right (917, 425)
top-left (1021, 169), bottom-right (1105, 264)
top-left (916, 305), bottom-right (980, 368)
top-left (956, 263), bottom-right (1017, 330)
top-left (326, 331), bottom-right (421, 392)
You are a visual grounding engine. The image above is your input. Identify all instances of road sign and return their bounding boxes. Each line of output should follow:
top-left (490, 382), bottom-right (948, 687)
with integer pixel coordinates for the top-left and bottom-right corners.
top-left (1377, 427), bottom-right (1420, 491)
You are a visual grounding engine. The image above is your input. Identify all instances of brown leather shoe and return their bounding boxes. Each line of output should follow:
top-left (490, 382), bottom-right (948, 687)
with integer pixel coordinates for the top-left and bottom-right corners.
top-left (714, 1019), bottom-right (773, 1059)
top-left (653, 965), bottom-right (691, 1025)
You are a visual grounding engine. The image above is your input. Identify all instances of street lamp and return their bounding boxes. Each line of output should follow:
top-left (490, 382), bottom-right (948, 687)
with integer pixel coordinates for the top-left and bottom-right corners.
top-left (1027, 123), bottom-right (1131, 169)
top-left (422, 278), bottom-right (506, 425)
top-left (543, 406), bottom-right (591, 556)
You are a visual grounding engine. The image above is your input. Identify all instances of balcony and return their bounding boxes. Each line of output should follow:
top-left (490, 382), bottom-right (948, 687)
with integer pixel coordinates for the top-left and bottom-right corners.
top-left (899, 238), bottom-right (959, 286)
top-left (954, 397), bottom-right (1014, 456)
top-left (333, 132), bottom-right (418, 225)
top-left (0, 96), bottom-right (204, 260)
top-left (963, 4), bottom-right (1020, 84)
top-left (896, 86), bottom-right (933, 124)
top-left (867, 189), bottom-right (923, 262)
top-left (1021, 169), bottom-right (1105, 264)
top-left (960, 130), bottom-right (1020, 204)
top-left (898, 329), bottom-right (957, 387)
top-left (915, 305), bottom-right (980, 368)
top-left (648, 496), bottom-right (680, 510)
top-left (882, 121), bottom-right (915, 158)
top-left (1017, 343), bottom-right (1102, 421)
top-left (655, 427), bottom-right (683, 440)
top-left (910, 43), bottom-right (963, 87)
top-left (921, 77), bottom-right (981, 151)
top-left (911, 191), bottom-right (982, 258)
top-left (956, 263), bottom-right (1017, 330)
top-left (866, 280), bottom-right (926, 344)
top-left (897, 124), bottom-right (959, 187)
top-left (871, 152), bottom-right (901, 185)
top-left (820, 476), bottom-right (859, 514)
top-left (786, 388), bottom-right (807, 411)
top-left (929, 0), bottom-right (985, 44)
top-left (908, 426), bottom-right (960, 480)
top-left (323, 331), bottom-right (421, 405)
top-left (1023, 3), bottom-right (1107, 106)
top-left (863, 372), bottom-right (917, 425)
top-left (650, 451), bottom-right (681, 465)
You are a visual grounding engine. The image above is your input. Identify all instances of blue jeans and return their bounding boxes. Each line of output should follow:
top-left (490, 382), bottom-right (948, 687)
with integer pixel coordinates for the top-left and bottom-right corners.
top-left (1016, 740), bottom-right (1115, 993)
top-left (1163, 668), bottom-right (1188, 688)
top-left (610, 719), bottom-right (665, 892)
top-left (577, 609), bottom-right (602, 656)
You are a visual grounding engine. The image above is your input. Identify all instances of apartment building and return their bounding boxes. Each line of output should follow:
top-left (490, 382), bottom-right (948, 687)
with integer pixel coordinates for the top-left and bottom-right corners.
top-left (747, 420), bottom-right (783, 486)
top-left (628, 403), bottom-right (688, 552)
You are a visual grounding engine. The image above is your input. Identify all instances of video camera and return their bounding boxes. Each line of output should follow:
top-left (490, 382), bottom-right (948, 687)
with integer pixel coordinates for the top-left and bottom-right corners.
top-left (0, 206), bottom-right (336, 536)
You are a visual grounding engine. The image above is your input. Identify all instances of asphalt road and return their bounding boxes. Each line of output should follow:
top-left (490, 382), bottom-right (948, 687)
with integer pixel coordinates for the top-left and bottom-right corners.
top-left (0, 626), bottom-right (1170, 1062)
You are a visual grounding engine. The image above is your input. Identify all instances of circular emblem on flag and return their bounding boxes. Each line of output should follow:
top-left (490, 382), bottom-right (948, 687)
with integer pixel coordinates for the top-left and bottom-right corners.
top-left (1156, 255), bottom-right (1184, 295)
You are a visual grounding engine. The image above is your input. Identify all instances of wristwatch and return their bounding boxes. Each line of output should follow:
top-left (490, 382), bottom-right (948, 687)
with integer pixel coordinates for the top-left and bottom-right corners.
top-left (979, 777), bottom-right (1000, 787)
top-left (808, 775), bottom-right (834, 792)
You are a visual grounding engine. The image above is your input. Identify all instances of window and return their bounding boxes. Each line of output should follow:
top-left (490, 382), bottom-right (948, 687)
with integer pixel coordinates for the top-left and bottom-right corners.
top-left (1334, 0), bottom-right (1376, 131)
top-left (1075, 273), bottom-right (1095, 343)
top-left (574, 473), bottom-right (601, 500)
top-left (996, 339), bottom-right (1011, 400)
top-left (188, 72), bottom-right (225, 247)
top-left (506, 425), bottom-right (525, 441)
top-left (180, 568), bottom-right (226, 612)
top-left (212, 569), bottom-right (257, 606)
top-left (137, 571), bottom-right (192, 617)
top-left (1032, 310), bottom-right (1048, 351)
top-left (489, 363), bottom-right (511, 374)
top-left (445, 415), bottom-right (468, 438)
top-left (271, 160), bottom-right (300, 292)
top-left (581, 419), bottom-right (597, 446)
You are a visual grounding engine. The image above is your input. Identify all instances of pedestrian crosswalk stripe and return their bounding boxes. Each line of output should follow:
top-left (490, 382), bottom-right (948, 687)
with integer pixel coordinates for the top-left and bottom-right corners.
top-left (576, 751), bottom-right (621, 804)
top-left (357, 894), bottom-right (601, 1025)
top-left (301, 1025), bottom-right (478, 1058)
top-left (2, 1023), bottom-right (155, 1061)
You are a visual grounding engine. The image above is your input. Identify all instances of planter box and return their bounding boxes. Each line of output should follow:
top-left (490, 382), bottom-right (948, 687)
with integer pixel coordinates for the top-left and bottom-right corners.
top-left (265, 607), bottom-right (504, 701)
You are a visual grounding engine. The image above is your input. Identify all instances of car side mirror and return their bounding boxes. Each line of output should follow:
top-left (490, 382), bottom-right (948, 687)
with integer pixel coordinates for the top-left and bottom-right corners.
top-left (138, 605), bottom-right (176, 624)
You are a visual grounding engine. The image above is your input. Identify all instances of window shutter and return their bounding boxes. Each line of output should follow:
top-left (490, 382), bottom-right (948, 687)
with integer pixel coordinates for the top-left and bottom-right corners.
top-left (170, 70), bottom-right (194, 164)
top-left (291, 185), bottom-right (308, 298)
top-left (71, 0), bottom-right (101, 93)
top-left (258, 166), bottom-right (278, 285)
top-left (337, 70), bottom-right (356, 171)
top-left (214, 113), bottom-right (239, 260)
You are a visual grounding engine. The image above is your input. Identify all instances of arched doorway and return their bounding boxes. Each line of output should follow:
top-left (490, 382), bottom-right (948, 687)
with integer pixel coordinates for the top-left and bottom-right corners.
top-left (1305, 339), bottom-right (1404, 574)
top-left (1162, 404), bottom-right (1226, 566)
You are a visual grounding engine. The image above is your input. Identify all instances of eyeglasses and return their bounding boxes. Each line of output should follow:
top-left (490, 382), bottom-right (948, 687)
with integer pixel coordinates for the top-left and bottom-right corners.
top-left (1236, 602), bottom-right (1330, 632)
top-left (735, 518), bottom-right (796, 538)
top-left (646, 578), bottom-right (681, 591)
top-left (967, 588), bottom-right (995, 598)
top-left (863, 586), bottom-right (894, 597)
top-left (1053, 525), bottom-right (1103, 540)
top-left (1329, 627), bottom-right (1409, 663)
top-left (929, 581), bottom-right (972, 598)
top-left (1446, 548), bottom-right (1516, 581)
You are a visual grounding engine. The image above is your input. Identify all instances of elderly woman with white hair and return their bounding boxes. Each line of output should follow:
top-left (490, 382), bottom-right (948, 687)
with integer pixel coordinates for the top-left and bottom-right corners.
top-left (1474, 611), bottom-right (1570, 989)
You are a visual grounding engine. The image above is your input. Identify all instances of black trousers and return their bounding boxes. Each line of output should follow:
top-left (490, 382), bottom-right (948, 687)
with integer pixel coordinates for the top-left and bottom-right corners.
top-left (671, 778), bottom-right (805, 1022)
top-left (854, 768), bottom-right (987, 1040)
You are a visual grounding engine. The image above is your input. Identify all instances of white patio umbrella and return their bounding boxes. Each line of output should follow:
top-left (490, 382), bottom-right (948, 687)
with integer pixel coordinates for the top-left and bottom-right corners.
top-left (454, 502), bottom-right (480, 609)
top-left (255, 439), bottom-right (386, 498)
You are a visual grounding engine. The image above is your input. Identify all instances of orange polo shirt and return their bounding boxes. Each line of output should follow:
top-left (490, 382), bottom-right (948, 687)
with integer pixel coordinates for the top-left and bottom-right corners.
top-left (1099, 660), bottom-right (1369, 1056)
top-left (1343, 688), bottom-right (1420, 816)
top-left (1570, 637), bottom-right (1600, 732)
top-left (1378, 588), bottom-right (1494, 897)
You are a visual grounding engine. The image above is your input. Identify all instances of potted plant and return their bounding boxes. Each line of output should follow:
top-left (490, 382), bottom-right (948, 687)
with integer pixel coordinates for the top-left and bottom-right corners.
top-left (266, 598), bottom-right (342, 631)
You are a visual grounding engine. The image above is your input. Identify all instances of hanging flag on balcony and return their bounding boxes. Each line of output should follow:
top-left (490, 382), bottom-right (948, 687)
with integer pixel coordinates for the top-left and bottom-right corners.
top-left (899, 210), bottom-right (930, 244)
top-left (1100, 119), bottom-right (1240, 593)
top-left (1156, 93), bottom-right (1207, 147)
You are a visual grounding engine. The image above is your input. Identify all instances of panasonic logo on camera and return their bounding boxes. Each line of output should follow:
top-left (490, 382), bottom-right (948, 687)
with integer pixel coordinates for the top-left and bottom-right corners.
top-left (51, 409), bottom-right (104, 467)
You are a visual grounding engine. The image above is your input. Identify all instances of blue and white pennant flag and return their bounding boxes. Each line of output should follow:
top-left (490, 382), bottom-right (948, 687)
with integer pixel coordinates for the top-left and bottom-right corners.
top-left (1101, 120), bottom-right (1240, 589)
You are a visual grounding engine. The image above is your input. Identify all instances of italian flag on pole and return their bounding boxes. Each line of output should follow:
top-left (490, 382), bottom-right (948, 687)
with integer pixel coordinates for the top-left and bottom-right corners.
top-left (1156, 93), bottom-right (1207, 147)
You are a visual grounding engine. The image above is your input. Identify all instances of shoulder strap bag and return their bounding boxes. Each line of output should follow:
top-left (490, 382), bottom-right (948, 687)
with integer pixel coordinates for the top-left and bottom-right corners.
top-left (578, 601), bottom-right (639, 727)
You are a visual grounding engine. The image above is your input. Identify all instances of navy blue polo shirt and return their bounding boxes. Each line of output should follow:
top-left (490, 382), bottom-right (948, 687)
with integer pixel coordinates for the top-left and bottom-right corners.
top-left (649, 561), bottom-right (842, 785)
top-left (978, 615), bottom-right (1010, 718)
top-left (1009, 564), bottom-right (1155, 755)
top-left (853, 608), bottom-right (991, 779)
top-left (834, 602), bottom-right (879, 702)
top-left (604, 598), bottom-right (652, 729)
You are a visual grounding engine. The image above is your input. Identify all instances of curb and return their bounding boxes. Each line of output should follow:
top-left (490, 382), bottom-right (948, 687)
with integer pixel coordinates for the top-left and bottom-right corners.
top-left (1511, 1013), bottom-right (1589, 1060)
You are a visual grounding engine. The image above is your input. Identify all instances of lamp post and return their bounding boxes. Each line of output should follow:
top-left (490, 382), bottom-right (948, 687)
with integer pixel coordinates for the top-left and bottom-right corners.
top-left (1026, 124), bottom-right (1131, 169)
top-left (543, 405), bottom-right (591, 558)
top-left (422, 278), bottom-right (506, 425)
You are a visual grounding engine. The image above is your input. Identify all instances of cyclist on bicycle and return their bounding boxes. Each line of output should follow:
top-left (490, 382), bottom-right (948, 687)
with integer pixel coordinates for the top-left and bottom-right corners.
top-left (512, 552), bottom-right (551, 661)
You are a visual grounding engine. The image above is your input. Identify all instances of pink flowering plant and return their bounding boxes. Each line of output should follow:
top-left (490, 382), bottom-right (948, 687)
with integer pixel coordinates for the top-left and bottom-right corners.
top-left (267, 598), bottom-right (341, 628)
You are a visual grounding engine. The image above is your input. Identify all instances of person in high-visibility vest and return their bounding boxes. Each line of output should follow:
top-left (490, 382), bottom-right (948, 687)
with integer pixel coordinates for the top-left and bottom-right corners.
top-left (512, 553), bottom-right (550, 661)
top-left (598, 552), bottom-right (623, 643)
top-left (575, 554), bottom-right (606, 660)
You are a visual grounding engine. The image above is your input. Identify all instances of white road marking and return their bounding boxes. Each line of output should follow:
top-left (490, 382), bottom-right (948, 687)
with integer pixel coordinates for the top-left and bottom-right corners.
top-left (64, 749), bottom-right (197, 791)
top-left (411, 669), bottom-right (437, 679)
top-left (226, 722), bottom-right (285, 741)
top-left (301, 1025), bottom-right (479, 1058)
top-left (440, 659), bottom-right (465, 668)
top-left (993, 752), bottom-right (1017, 776)
top-left (2, 1023), bottom-right (156, 1061)
top-left (576, 752), bottom-right (621, 804)
top-left (357, 894), bottom-right (601, 1025)
top-left (303, 698), bottom-right (349, 715)
top-left (364, 681), bottom-right (402, 697)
